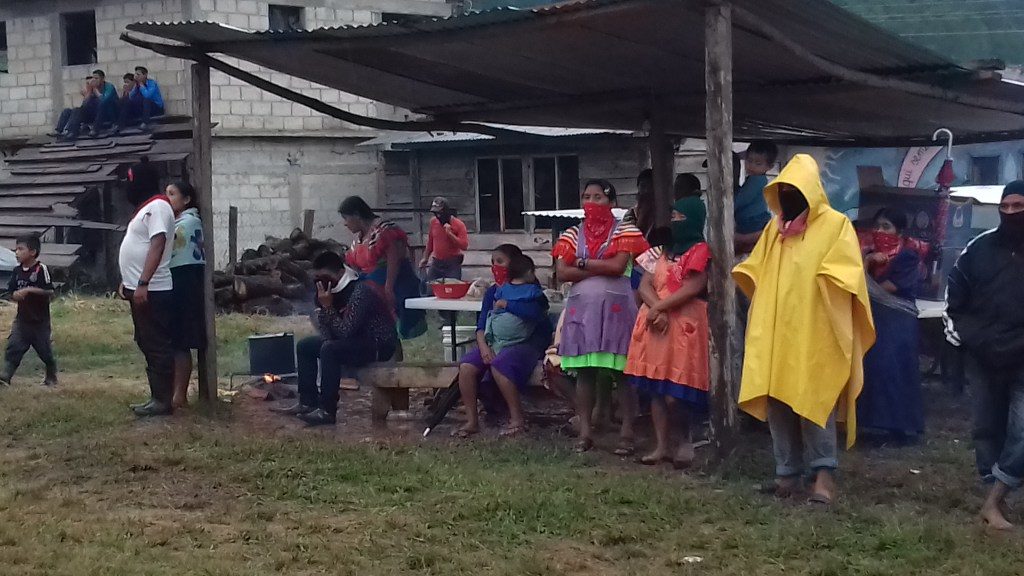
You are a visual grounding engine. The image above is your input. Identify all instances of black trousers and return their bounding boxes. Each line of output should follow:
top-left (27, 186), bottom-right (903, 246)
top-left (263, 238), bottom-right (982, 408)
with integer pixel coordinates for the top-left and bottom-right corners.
top-left (127, 290), bottom-right (174, 405)
top-left (4, 318), bottom-right (56, 376)
top-left (296, 335), bottom-right (395, 413)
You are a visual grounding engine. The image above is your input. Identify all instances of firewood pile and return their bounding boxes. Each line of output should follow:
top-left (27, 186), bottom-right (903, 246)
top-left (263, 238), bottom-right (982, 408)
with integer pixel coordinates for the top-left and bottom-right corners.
top-left (214, 228), bottom-right (346, 316)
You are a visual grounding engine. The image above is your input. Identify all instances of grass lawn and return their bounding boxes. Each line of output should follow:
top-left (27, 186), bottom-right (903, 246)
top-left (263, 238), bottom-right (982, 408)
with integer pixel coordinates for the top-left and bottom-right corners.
top-left (0, 296), bottom-right (1021, 575)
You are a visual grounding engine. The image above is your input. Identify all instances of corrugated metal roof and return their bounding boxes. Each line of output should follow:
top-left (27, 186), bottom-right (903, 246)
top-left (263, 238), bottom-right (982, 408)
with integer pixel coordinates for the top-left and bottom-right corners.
top-left (523, 208), bottom-right (629, 219)
top-left (126, 0), bottom-right (1024, 145)
top-left (951, 185), bottom-right (1003, 205)
top-left (834, 0), bottom-right (1024, 65)
top-left (358, 123), bottom-right (634, 148)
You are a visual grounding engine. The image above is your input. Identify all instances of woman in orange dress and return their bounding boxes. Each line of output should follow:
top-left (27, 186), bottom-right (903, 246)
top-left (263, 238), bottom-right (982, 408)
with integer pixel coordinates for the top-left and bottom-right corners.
top-left (625, 197), bottom-right (711, 467)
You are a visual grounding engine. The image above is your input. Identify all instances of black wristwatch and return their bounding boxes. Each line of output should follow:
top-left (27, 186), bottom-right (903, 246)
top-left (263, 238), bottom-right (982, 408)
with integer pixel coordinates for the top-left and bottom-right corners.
top-left (138, 279), bottom-right (150, 287)
top-left (576, 258), bottom-right (587, 270)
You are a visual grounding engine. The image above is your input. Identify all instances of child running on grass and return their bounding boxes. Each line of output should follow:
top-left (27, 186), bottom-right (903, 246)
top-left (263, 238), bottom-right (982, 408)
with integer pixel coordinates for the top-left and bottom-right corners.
top-left (1, 234), bottom-right (57, 387)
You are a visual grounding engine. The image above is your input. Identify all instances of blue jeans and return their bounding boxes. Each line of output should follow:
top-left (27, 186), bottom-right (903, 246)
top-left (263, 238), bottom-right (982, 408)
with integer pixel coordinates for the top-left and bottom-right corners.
top-left (57, 96), bottom-right (112, 138)
top-left (767, 399), bottom-right (838, 477)
top-left (967, 354), bottom-right (1024, 488)
top-left (117, 93), bottom-right (163, 128)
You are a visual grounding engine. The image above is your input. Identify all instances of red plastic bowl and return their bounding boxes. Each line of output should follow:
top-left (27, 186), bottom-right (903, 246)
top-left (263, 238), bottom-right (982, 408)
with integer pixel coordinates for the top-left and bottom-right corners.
top-left (431, 281), bottom-right (471, 299)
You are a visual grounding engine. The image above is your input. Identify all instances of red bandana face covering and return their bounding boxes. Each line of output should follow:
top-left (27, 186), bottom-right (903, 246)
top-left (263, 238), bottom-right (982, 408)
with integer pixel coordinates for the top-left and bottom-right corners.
top-left (872, 231), bottom-right (902, 259)
top-left (582, 202), bottom-right (616, 257)
top-left (491, 264), bottom-right (509, 286)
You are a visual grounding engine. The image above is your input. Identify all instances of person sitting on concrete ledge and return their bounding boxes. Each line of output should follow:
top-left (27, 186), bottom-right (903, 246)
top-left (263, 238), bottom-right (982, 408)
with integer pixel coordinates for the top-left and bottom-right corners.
top-left (52, 69), bottom-right (118, 140)
top-left (112, 66), bottom-right (165, 134)
top-left (273, 251), bottom-right (399, 426)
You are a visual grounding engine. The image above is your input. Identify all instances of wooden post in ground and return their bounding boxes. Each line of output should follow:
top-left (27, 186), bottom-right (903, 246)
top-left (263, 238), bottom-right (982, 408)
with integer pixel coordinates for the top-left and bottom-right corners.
top-left (191, 62), bottom-right (218, 403)
top-left (648, 108), bottom-right (674, 227)
top-left (302, 209), bottom-right (315, 237)
top-left (704, 1), bottom-right (740, 458)
top-left (228, 206), bottom-right (238, 268)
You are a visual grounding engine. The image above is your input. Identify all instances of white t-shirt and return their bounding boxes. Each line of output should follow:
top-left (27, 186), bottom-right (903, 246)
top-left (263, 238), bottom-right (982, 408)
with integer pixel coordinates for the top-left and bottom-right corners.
top-left (119, 197), bottom-right (175, 291)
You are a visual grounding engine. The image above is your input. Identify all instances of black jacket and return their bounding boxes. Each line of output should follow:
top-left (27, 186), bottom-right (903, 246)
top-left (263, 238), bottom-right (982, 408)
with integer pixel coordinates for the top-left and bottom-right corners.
top-left (945, 229), bottom-right (1024, 368)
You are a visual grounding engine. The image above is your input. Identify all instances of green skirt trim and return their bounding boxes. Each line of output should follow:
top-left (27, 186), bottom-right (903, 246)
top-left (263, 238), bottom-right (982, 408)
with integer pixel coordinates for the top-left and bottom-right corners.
top-left (560, 352), bottom-right (627, 372)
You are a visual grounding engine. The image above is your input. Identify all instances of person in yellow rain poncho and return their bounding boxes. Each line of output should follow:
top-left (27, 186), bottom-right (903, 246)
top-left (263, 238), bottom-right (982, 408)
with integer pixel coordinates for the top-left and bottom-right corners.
top-left (733, 154), bottom-right (874, 506)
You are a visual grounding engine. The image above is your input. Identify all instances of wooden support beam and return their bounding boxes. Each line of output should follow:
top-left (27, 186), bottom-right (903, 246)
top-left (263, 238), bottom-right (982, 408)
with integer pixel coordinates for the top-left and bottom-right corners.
top-left (648, 110), bottom-right (674, 227)
top-left (228, 206), bottom-right (238, 268)
top-left (704, 1), bottom-right (741, 458)
top-left (191, 62), bottom-right (218, 403)
top-left (302, 209), bottom-right (315, 237)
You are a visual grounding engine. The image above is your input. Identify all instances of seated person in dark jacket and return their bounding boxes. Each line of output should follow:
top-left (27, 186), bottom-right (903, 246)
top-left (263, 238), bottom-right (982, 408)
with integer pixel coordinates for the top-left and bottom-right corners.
top-left (274, 251), bottom-right (399, 426)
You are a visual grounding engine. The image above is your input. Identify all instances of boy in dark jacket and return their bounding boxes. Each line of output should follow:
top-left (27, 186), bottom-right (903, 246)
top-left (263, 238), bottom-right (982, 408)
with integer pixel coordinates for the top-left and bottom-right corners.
top-left (1, 234), bottom-right (57, 387)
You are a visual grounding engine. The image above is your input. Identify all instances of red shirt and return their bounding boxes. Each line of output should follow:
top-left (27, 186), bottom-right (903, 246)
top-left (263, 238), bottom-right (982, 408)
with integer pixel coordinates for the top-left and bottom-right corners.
top-left (426, 216), bottom-right (469, 260)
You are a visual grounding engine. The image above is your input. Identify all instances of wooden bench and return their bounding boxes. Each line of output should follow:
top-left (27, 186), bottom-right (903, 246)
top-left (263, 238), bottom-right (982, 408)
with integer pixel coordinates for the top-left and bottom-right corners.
top-left (357, 356), bottom-right (549, 422)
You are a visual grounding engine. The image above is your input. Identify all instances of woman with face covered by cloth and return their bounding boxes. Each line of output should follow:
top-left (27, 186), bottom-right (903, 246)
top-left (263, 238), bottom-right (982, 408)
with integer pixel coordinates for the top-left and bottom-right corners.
top-left (552, 179), bottom-right (650, 454)
top-left (858, 208), bottom-right (924, 442)
top-left (733, 154), bottom-right (875, 506)
top-left (625, 197), bottom-right (711, 468)
top-left (945, 181), bottom-right (1024, 530)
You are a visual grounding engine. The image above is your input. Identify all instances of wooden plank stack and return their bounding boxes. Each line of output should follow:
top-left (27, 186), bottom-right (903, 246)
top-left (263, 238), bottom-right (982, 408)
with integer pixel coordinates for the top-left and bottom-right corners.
top-left (214, 227), bottom-right (345, 316)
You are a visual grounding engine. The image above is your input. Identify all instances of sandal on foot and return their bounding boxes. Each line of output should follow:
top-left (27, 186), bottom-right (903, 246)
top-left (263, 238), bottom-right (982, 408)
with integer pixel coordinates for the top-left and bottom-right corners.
top-left (807, 492), bottom-right (833, 507)
top-left (639, 453), bottom-right (670, 466)
top-left (451, 427), bottom-right (479, 439)
top-left (613, 441), bottom-right (636, 457)
top-left (574, 438), bottom-right (594, 453)
top-left (499, 425), bottom-right (526, 438)
top-left (759, 480), bottom-right (799, 498)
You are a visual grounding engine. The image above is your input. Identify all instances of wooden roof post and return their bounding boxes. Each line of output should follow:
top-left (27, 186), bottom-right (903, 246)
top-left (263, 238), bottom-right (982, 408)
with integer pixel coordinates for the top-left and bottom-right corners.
top-left (191, 62), bottom-right (218, 403)
top-left (649, 106), bottom-right (674, 226)
top-left (704, 0), bottom-right (741, 458)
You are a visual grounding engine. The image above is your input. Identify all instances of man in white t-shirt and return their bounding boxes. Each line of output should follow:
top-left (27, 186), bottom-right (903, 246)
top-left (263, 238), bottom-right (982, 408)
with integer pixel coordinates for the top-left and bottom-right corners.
top-left (119, 158), bottom-right (176, 417)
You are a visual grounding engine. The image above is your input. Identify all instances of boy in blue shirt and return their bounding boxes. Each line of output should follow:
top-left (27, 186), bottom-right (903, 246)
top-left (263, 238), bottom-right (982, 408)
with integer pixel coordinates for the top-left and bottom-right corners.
top-left (734, 140), bottom-right (777, 255)
top-left (114, 66), bottom-right (165, 133)
top-left (0, 235), bottom-right (57, 387)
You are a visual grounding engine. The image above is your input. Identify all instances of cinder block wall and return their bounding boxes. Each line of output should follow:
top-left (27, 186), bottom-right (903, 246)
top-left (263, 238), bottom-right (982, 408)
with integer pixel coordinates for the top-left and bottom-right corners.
top-left (195, 0), bottom-right (450, 134)
top-left (1, 0), bottom-right (453, 271)
top-left (209, 136), bottom-right (380, 266)
top-left (0, 0), bottom-right (188, 138)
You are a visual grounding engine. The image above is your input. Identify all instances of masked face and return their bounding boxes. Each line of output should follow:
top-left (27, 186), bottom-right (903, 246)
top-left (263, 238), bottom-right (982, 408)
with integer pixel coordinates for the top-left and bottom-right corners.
top-left (491, 250), bottom-right (511, 286)
top-left (583, 202), bottom-right (614, 223)
top-left (999, 193), bottom-right (1024, 244)
top-left (777, 184), bottom-right (809, 222)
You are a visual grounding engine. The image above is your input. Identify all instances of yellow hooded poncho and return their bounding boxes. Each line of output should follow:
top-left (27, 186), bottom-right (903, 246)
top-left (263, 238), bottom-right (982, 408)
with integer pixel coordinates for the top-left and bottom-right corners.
top-left (733, 154), bottom-right (874, 448)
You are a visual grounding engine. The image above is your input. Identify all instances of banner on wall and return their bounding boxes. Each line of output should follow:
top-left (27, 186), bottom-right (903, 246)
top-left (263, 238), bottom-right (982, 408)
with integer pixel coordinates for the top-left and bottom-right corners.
top-left (898, 146), bottom-right (943, 188)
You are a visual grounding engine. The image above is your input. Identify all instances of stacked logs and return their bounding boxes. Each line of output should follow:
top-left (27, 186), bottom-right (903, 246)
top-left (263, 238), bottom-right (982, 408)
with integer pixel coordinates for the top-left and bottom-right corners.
top-left (214, 228), bottom-right (346, 316)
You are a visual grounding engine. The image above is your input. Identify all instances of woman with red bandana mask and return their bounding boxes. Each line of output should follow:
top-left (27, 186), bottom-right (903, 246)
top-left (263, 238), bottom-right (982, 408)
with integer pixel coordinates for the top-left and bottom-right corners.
top-left (859, 208), bottom-right (924, 442)
top-left (453, 244), bottom-right (553, 438)
top-left (552, 179), bottom-right (650, 453)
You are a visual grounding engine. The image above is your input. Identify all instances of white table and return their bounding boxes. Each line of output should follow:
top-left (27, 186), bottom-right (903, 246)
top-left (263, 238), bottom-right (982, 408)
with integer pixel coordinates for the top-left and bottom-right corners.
top-left (406, 296), bottom-right (564, 360)
top-left (406, 296), bottom-right (565, 314)
top-left (406, 296), bottom-right (486, 313)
